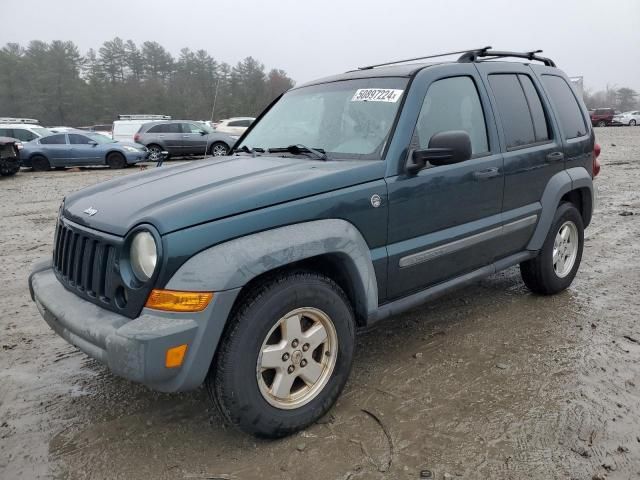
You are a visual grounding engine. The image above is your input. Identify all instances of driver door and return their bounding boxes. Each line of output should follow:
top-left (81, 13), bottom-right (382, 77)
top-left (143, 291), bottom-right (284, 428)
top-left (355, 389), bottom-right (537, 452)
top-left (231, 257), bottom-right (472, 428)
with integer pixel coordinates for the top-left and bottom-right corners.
top-left (386, 66), bottom-right (504, 299)
top-left (180, 122), bottom-right (208, 155)
top-left (68, 133), bottom-right (101, 164)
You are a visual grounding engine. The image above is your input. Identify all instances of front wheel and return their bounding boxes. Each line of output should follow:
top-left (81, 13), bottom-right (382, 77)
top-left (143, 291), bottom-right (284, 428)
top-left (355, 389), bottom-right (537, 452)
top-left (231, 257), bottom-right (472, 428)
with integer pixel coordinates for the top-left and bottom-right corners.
top-left (106, 152), bottom-right (126, 169)
top-left (597, 120), bottom-right (607, 127)
top-left (209, 142), bottom-right (229, 156)
top-left (520, 203), bottom-right (584, 295)
top-left (147, 144), bottom-right (163, 162)
top-left (207, 272), bottom-right (355, 438)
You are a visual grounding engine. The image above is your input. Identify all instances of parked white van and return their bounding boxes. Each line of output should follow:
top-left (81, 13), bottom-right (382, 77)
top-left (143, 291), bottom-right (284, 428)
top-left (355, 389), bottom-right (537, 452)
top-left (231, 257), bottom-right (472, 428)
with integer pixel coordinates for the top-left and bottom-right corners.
top-left (112, 115), bottom-right (171, 142)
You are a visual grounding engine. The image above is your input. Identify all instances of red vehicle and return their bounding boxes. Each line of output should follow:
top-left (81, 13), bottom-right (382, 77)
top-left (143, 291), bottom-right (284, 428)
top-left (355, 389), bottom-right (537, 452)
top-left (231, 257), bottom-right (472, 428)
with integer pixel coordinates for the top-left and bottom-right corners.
top-left (590, 108), bottom-right (616, 127)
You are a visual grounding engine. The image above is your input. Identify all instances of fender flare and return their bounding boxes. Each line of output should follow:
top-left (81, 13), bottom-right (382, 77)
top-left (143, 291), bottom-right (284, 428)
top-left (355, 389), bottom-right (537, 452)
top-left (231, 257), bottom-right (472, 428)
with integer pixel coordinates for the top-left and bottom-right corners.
top-left (527, 166), bottom-right (593, 250)
top-left (165, 219), bottom-right (379, 319)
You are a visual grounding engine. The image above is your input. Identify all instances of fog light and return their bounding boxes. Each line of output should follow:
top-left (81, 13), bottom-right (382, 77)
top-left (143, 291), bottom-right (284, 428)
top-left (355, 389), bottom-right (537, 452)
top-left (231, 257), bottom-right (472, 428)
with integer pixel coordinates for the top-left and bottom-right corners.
top-left (145, 289), bottom-right (213, 312)
top-left (166, 344), bottom-right (188, 368)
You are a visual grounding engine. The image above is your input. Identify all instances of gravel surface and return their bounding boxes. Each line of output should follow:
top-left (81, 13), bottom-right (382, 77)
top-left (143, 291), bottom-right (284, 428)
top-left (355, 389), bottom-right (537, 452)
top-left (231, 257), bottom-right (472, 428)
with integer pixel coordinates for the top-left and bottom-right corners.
top-left (1, 127), bottom-right (639, 479)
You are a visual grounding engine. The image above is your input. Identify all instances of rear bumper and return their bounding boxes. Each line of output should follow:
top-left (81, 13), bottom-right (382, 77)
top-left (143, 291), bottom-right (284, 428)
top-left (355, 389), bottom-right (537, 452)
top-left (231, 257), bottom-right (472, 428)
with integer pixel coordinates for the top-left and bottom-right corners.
top-left (29, 259), bottom-right (239, 392)
top-left (123, 151), bottom-right (149, 164)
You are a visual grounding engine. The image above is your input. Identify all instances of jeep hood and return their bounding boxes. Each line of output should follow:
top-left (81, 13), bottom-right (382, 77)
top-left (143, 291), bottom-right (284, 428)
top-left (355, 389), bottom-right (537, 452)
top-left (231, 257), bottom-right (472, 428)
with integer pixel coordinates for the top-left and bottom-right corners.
top-left (63, 155), bottom-right (385, 236)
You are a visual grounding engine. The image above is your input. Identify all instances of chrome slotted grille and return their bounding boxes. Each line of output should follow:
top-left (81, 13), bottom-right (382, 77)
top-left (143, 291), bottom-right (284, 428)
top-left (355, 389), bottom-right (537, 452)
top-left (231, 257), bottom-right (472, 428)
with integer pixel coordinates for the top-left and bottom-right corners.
top-left (53, 221), bottom-right (117, 303)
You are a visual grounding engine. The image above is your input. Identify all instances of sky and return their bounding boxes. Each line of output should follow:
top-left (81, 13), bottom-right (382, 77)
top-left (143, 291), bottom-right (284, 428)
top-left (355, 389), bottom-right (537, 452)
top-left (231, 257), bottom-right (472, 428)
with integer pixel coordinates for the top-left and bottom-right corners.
top-left (2, 0), bottom-right (639, 92)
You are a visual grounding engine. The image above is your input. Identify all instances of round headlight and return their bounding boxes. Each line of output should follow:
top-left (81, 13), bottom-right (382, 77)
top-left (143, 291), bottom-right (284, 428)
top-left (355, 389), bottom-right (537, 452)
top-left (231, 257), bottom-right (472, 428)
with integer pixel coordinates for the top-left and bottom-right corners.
top-left (130, 231), bottom-right (157, 281)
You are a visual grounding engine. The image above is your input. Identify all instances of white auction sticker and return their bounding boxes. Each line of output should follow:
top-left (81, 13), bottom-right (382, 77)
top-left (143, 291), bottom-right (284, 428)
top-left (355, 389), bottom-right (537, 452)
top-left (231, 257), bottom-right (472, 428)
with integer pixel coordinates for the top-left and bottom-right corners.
top-left (351, 88), bottom-right (404, 103)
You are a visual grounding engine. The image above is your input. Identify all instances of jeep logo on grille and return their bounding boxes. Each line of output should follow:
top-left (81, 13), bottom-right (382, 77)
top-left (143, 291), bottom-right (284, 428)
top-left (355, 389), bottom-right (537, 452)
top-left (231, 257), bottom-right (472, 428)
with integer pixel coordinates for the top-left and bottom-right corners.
top-left (83, 207), bottom-right (98, 216)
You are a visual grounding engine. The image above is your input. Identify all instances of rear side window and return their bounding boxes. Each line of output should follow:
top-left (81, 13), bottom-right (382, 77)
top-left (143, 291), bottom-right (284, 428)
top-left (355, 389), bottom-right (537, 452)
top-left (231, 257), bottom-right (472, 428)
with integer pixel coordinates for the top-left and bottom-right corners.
top-left (413, 76), bottom-right (489, 155)
top-left (542, 75), bottom-right (588, 139)
top-left (228, 120), bottom-right (244, 127)
top-left (489, 74), bottom-right (550, 149)
top-left (0, 128), bottom-right (12, 137)
top-left (40, 134), bottom-right (67, 145)
top-left (518, 75), bottom-right (549, 142)
top-left (147, 124), bottom-right (166, 133)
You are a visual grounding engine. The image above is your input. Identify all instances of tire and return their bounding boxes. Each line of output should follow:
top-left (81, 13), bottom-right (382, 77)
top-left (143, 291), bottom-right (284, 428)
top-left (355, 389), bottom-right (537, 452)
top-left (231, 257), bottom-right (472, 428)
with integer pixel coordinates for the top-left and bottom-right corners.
top-left (31, 155), bottom-right (51, 172)
top-left (147, 144), bottom-right (163, 162)
top-left (207, 271), bottom-right (355, 438)
top-left (597, 120), bottom-right (607, 127)
top-left (106, 152), bottom-right (126, 169)
top-left (210, 142), bottom-right (229, 157)
top-left (520, 203), bottom-right (584, 295)
top-left (630, 119), bottom-right (637, 127)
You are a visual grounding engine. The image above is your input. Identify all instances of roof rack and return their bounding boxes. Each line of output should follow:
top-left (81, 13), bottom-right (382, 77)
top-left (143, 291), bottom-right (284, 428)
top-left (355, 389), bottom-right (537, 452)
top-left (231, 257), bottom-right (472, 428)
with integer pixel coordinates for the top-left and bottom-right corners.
top-left (358, 47), bottom-right (493, 70)
top-left (0, 117), bottom-right (40, 124)
top-left (117, 114), bottom-right (172, 120)
top-left (457, 47), bottom-right (556, 67)
top-left (358, 46), bottom-right (556, 70)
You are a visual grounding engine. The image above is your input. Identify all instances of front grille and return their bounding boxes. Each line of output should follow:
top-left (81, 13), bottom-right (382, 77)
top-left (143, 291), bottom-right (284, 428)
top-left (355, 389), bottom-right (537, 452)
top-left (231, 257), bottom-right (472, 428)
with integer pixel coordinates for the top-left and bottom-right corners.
top-left (53, 220), bottom-right (119, 305)
top-left (53, 222), bottom-right (116, 303)
top-left (51, 217), bottom-right (156, 318)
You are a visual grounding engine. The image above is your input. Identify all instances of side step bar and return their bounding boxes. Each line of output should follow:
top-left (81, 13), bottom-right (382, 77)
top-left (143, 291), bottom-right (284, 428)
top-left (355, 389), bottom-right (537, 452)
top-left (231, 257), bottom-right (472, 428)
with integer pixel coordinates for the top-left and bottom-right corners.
top-left (367, 251), bottom-right (536, 325)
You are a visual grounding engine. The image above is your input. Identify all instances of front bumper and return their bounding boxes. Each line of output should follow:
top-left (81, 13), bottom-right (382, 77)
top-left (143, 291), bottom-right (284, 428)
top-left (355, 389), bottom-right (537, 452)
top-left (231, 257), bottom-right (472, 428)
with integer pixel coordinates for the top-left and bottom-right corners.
top-left (29, 260), bottom-right (239, 392)
top-left (123, 150), bottom-right (149, 164)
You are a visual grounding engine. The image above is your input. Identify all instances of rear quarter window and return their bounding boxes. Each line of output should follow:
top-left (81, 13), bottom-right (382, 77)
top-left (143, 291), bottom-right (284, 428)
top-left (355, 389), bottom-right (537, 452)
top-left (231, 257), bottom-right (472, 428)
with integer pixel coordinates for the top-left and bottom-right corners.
top-left (542, 75), bottom-right (588, 139)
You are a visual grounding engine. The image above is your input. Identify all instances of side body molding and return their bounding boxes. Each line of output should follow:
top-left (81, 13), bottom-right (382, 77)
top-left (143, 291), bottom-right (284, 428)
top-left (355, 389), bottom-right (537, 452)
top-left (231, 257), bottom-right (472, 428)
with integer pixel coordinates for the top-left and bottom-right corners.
top-left (165, 219), bottom-right (379, 319)
top-left (527, 166), bottom-right (593, 250)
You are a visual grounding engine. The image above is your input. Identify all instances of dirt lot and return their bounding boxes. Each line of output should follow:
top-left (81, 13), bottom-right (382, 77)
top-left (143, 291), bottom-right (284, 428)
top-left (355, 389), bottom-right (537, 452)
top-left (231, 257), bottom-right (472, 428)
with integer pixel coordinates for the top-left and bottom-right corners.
top-left (1, 127), bottom-right (639, 480)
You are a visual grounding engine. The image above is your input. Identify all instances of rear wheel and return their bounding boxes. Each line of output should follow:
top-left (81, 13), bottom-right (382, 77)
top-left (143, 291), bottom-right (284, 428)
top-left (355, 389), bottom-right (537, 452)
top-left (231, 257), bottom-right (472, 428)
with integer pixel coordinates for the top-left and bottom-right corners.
top-left (106, 152), bottom-right (126, 169)
top-left (207, 272), bottom-right (355, 438)
top-left (520, 203), bottom-right (584, 295)
top-left (597, 120), bottom-right (607, 127)
top-left (630, 119), bottom-right (637, 126)
top-left (31, 155), bottom-right (51, 172)
top-left (210, 142), bottom-right (229, 156)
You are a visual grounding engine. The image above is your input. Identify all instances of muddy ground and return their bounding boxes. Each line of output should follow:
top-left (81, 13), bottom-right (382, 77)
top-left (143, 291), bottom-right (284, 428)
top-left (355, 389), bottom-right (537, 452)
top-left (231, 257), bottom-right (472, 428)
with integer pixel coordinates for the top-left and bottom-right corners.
top-left (1, 127), bottom-right (639, 480)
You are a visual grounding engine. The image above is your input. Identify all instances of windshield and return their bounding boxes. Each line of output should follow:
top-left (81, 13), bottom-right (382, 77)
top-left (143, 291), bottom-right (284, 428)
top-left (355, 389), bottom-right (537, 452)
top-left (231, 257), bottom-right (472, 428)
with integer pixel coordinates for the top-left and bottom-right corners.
top-left (87, 133), bottom-right (116, 144)
top-left (33, 127), bottom-right (52, 137)
top-left (239, 77), bottom-right (408, 160)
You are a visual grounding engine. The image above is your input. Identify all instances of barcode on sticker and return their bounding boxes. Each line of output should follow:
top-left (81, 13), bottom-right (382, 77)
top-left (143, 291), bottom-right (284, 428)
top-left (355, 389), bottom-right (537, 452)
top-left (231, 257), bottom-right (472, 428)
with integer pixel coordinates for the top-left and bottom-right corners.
top-left (351, 88), bottom-right (404, 103)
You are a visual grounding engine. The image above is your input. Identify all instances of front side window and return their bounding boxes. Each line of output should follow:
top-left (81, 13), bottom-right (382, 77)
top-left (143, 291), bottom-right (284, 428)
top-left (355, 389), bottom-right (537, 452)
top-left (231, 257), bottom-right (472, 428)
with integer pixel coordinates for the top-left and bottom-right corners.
top-left (40, 134), bottom-right (67, 145)
top-left (69, 134), bottom-right (91, 145)
top-left (183, 123), bottom-right (205, 134)
top-left (240, 77), bottom-right (408, 160)
top-left (541, 75), bottom-right (588, 139)
top-left (413, 76), bottom-right (489, 155)
top-left (12, 129), bottom-right (37, 142)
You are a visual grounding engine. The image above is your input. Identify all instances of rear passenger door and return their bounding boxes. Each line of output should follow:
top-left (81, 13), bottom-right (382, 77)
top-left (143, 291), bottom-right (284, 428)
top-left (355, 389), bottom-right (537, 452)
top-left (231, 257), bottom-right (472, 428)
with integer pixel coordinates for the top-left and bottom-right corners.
top-left (39, 134), bottom-right (71, 165)
top-left (477, 63), bottom-right (564, 257)
top-left (386, 65), bottom-right (504, 299)
top-left (536, 71), bottom-right (592, 175)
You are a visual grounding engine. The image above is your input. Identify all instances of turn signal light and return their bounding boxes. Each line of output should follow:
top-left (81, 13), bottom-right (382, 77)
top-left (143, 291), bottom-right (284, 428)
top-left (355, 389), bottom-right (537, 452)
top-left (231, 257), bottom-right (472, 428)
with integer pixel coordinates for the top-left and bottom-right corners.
top-left (166, 344), bottom-right (188, 368)
top-left (145, 289), bottom-right (213, 312)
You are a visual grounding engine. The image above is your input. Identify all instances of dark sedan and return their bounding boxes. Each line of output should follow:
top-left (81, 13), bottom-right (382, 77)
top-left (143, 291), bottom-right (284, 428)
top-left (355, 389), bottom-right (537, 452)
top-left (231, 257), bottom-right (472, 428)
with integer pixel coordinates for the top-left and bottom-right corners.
top-left (21, 132), bottom-right (149, 170)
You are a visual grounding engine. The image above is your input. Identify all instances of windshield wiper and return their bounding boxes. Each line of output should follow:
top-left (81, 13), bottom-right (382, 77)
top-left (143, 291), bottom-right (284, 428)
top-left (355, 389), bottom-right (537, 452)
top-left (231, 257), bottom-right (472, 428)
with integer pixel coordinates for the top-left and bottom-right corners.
top-left (267, 144), bottom-right (327, 161)
top-left (234, 145), bottom-right (264, 157)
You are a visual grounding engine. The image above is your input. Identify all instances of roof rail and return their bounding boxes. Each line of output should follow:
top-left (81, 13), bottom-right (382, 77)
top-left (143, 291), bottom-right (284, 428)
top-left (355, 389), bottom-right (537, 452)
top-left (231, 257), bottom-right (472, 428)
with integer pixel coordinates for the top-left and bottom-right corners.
top-left (0, 117), bottom-right (40, 124)
top-left (457, 47), bottom-right (556, 67)
top-left (358, 47), bottom-right (493, 70)
top-left (117, 114), bottom-right (172, 120)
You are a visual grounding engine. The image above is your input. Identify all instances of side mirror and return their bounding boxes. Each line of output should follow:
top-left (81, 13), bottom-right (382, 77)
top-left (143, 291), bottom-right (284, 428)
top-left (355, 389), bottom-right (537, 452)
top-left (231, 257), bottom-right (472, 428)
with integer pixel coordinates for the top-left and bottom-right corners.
top-left (406, 130), bottom-right (472, 174)
top-left (199, 130), bottom-right (207, 136)
top-left (88, 140), bottom-right (98, 146)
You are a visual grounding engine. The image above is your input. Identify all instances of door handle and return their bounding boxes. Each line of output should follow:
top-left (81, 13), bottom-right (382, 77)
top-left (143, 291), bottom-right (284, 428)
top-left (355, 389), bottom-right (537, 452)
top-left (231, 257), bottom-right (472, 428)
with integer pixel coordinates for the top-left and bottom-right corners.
top-left (473, 167), bottom-right (500, 180)
top-left (546, 151), bottom-right (565, 162)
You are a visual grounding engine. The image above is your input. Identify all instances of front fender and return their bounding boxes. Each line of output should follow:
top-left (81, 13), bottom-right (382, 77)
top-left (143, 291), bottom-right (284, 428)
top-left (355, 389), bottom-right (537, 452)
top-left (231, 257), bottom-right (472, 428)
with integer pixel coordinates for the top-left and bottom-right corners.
top-left (165, 219), bottom-right (379, 319)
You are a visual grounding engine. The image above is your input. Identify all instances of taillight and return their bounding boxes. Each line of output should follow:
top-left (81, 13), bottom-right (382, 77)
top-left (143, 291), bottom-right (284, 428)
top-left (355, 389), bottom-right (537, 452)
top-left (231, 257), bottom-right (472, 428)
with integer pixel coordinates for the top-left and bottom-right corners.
top-left (133, 133), bottom-right (140, 143)
top-left (592, 143), bottom-right (601, 177)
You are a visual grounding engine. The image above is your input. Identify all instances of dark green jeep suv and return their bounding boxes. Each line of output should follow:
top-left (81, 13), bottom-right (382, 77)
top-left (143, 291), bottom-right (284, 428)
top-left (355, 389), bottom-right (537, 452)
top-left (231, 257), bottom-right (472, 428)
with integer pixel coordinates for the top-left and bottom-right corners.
top-left (29, 48), bottom-right (601, 437)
